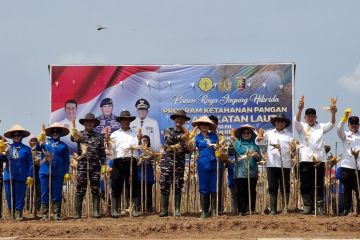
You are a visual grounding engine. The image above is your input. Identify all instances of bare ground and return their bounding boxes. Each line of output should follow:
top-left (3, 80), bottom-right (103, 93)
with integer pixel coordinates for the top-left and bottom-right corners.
top-left (1, 212), bottom-right (360, 239)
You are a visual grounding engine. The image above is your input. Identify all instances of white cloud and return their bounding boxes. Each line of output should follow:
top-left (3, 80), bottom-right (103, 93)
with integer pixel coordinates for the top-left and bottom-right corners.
top-left (338, 63), bottom-right (360, 93)
top-left (55, 53), bottom-right (108, 64)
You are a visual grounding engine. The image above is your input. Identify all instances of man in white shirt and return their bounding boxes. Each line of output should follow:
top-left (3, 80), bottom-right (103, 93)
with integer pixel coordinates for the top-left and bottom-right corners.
top-left (337, 109), bottom-right (360, 216)
top-left (294, 97), bottom-right (336, 215)
top-left (58, 99), bottom-right (83, 154)
top-left (256, 113), bottom-right (293, 215)
top-left (131, 98), bottom-right (161, 151)
top-left (110, 110), bottom-right (142, 218)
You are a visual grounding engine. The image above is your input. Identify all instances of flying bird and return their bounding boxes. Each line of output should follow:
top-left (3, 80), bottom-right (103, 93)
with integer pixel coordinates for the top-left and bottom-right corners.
top-left (97, 24), bottom-right (107, 31)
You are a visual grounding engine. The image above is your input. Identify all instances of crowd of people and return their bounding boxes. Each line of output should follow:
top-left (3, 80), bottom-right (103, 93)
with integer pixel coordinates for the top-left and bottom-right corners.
top-left (0, 95), bottom-right (360, 221)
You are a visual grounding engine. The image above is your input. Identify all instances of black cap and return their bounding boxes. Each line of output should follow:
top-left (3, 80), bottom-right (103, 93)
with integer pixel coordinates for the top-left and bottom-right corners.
top-left (348, 116), bottom-right (359, 124)
top-left (305, 108), bottom-right (316, 115)
top-left (100, 98), bottom-right (113, 107)
top-left (135, 98), bottom-right (150, 109)
top-left (208, 115), bottom-right (219, 125)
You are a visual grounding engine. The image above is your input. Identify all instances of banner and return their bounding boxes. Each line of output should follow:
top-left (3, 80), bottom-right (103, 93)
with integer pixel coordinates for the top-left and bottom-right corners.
top-left (50, 64), bottom-right (295, 153)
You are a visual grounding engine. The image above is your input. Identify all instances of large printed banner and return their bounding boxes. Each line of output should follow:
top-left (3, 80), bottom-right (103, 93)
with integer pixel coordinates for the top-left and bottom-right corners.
top-left (50, 64), bottom-right (295, 153)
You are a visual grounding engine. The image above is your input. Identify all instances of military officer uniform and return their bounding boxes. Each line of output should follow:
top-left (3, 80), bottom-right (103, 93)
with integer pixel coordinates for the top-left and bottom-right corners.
top-left (71, 113), bottom-right (106, 219)
top-left (131, 98), bottom-right (161, 151)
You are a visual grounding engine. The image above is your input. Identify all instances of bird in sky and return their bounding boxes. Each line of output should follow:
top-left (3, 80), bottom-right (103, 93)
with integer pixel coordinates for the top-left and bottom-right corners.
top-left (97, 24), bottom-right (107, 31)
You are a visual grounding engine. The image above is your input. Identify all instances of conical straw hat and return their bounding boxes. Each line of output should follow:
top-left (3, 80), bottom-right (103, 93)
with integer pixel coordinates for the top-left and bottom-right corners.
top-left (4, 124), bottom-right (30, 139)
top-left (191, 116), bottom-right (217, 131)
top-left (45, 122), bottom-right (70, 137)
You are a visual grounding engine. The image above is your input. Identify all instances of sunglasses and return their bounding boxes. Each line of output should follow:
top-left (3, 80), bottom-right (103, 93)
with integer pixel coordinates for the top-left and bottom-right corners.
top-left (13, 133), bottom-right (22, 137)
top-left (242, 131), bottom-right (251, 135)
top-left (349, 122), bottom-right (359, 125)
top-left (51, 129), bottom-right (60, 134)
top-left (276, 119), bottom-right (286, 123)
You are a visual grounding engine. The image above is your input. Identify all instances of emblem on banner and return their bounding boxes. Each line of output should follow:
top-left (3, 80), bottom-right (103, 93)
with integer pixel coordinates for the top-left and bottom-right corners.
top-left (235, 76), bottom-right (246, 90)
top-left (198, 77), bottom-right (214, 92)
top-left (217, 76), bottom-right (232, 92)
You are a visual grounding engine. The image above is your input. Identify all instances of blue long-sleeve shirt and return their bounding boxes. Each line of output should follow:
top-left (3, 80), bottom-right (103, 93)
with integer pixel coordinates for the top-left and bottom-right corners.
top-left (39, 138), bottom-right (70, 176)
top-left (195, 132), bottom-right (218, 171)
top-left (3, 141), bottom-right (33, 182)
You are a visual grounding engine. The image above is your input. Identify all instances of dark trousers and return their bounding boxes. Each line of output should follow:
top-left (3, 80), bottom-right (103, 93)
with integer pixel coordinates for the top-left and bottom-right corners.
top-left (300, 162), bottom-right (325, 208)
top-left (234, 178), bottom-right (257, 213)
top-left (137, 182), bottom-right (153, 211)
top-left (340, 167), bottom-right (360, 212)
top-left (111, 158), bottom-right (138, 199)
top-left (267, 167), bottom-right (290, 196)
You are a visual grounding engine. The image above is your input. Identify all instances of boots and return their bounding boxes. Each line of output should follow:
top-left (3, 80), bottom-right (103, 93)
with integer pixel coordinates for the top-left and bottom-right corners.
top-left (281, 192), bottom-right (290, 213)
top-left (301, 194), bottom-right (312, 215)
top-left (40, 204), bottom-right (49, 220)
top-left (230, 186), bottom-right (237, 213)
top-left (269, 194), bottom-right (277, 215)
top-left (316, 200), bottom-right (325, 215)
top-left (111, 197), bottom-right (120, 218)
top-left (15, 210), bottom-right (23, 221)
top-left (92, 194), bottom-right (101, 218)
top-left (53, 202), bottom-right (62, 220)
top-left (210, 192), bottom-right (217, 217)
top-left (74, 195), bottom-right (83, 219)
top-left (200, 194), bottom-right (209, 219)
top-left (131, 198), bottom-right (141, 217)
top-left (175, 194), bottom-right (181, 217)
top-left (159, 194), bottom-right (169, 217)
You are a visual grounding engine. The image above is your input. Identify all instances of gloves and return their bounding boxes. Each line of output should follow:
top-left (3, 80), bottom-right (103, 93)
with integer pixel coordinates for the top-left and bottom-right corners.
top-left (0, 140), bottom-right (6, 153)
top-left (26, 177), bottom-right (34, 187)
top-left (64, 173), bottom-right (71, 182)
top-left (101, 165), bottom-right (107, 174)
top-left (37, 131), bottom-right (46, 143)
top-left (215, 150), bottom-right (221, 158)
top-left (341, 108), bottom-right (352, 123)
top-left (71, 128), bottom-right (78, 137)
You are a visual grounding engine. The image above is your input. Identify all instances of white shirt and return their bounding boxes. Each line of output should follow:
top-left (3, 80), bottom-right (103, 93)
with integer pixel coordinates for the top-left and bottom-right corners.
top-left (110, 128), bottom-right (139, 159)
top-left (256, 128), bottom-right (293, 168)
top-left (131, 117), bottom-right (161, 151)
top-left (294, 118), bottom-right (334, 162)
top-left (337, 121), bottom-right (360, 169)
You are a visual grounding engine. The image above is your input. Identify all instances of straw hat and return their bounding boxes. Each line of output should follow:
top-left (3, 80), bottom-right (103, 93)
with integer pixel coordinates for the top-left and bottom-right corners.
top-left (79, 113), bottom-right (100, 127)
top-left (4, 124), bottom-right (30, 139)
top-left (234, 124), bottom-right (256, 139)
top-left (192, 116), bottom-right (217, 131)
top-left (45, 122), bottom-right (70, 137)
top-left (170, 110), bottom-right (190, 121)
top-left (116, 110), bottom-right (136, 122)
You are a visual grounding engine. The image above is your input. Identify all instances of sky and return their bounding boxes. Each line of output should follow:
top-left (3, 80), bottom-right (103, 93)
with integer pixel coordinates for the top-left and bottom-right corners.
top-left (0, 0), bottom-right (359, 152)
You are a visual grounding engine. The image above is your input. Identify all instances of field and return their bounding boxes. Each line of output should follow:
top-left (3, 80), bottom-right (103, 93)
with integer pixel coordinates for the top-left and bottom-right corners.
top-left (1, 212), bottom-right (360, 239)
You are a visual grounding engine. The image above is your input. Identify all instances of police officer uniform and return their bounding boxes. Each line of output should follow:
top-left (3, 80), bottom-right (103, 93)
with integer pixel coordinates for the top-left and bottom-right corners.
top-left (131, 98), bottom-right (161, 151)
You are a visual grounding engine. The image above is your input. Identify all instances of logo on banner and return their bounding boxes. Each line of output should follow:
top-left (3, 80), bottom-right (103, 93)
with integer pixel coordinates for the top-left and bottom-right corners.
top-left (235, 76), bottom-right (246, 90)
top-left (198, 77), bottom-right (214, 92)
top-left (217, 76), bottom-right (232, 92)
